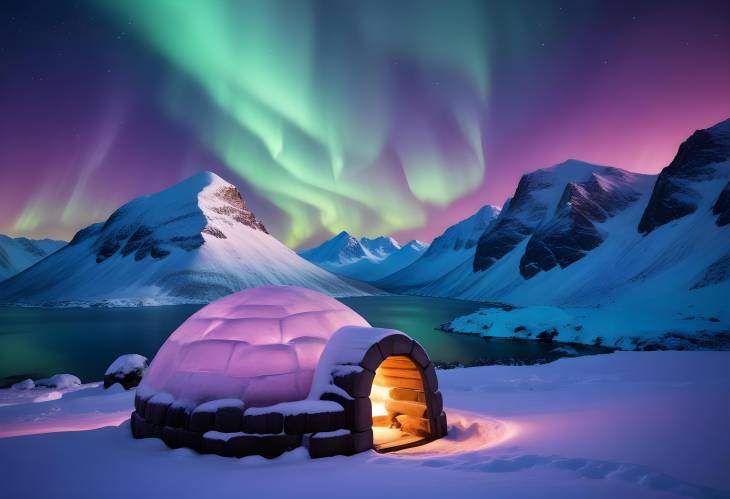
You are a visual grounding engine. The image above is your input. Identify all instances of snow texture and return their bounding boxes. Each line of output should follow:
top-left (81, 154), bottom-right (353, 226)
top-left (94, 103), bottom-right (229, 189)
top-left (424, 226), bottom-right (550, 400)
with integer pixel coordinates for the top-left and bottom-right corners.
top-left (105, 354), bottom-right (148, 376)
top-left (1, 352), bottom-right (729, 498)
top-left (10, 379), bottom-right (34, 390)
top-left (308, 326), bottom-right (410, 400)
top-left (140, 286), bottom-right (370, 407)
top-left (444, 305), bottom-right (729, 350)
top-left (35, 374), bottom-right (81, 389)
top-left (245, 400), bottom-right (342, 417)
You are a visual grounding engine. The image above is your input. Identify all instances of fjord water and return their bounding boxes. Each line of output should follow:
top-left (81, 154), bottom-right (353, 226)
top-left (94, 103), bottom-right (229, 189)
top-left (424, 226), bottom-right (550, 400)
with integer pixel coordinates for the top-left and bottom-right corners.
top-left (0, 296), bottom-right (604, 387)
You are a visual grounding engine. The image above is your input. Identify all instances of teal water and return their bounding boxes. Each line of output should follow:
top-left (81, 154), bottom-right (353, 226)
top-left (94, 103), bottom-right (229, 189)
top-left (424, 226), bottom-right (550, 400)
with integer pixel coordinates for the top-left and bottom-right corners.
top-left (0, 295), bottom-right (606, 387)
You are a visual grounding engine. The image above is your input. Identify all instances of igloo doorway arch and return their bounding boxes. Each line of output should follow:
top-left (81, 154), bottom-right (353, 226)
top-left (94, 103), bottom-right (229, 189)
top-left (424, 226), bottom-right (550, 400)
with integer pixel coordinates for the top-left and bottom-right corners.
top-left (308, 326), bottom-right (448, 455)
top-left (130, 287), bottom-right (447, 459)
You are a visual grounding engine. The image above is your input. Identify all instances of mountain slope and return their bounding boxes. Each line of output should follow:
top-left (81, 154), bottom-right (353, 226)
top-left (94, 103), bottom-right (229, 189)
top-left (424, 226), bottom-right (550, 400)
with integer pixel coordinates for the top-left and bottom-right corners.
top-left (0, 235), bottom-right (65, 281)
top-left (409, 119), bottom-right (730, 348)
top-left (299, 232), bottom-right (427, 282)
top-left (375, 204), bottom-right (500, 291)
top-left (639, 118), bottom-right (730, 233)
top-left (0, 172), bottom-right (368, 306)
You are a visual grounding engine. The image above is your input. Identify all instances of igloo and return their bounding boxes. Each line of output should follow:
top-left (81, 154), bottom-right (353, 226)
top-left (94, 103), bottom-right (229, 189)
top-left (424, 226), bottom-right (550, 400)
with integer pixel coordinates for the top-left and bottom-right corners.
top-left (132, 286), bottom-right (448, 459)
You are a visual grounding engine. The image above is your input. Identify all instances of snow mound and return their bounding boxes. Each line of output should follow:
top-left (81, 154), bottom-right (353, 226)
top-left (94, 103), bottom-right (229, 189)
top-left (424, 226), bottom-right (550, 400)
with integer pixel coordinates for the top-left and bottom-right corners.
top-left (105, 354), bottom-right (148, 376)
top-left (104, 354), bottom-right (149, 389)
top-left (35, 374), bottom-right (81, 389)
top-left (10, 379), bottom-right (34, 390)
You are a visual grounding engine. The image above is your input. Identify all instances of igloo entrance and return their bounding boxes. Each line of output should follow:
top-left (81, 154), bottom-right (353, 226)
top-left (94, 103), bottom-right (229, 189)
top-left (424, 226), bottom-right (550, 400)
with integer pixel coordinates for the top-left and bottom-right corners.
top-left (370, 355), bottom-right (434, 452)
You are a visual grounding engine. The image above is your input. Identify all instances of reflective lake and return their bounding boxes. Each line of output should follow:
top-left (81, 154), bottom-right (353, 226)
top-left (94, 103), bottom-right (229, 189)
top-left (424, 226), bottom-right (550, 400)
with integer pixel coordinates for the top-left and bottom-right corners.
top-left (0, 295), bottom-right (609, 387)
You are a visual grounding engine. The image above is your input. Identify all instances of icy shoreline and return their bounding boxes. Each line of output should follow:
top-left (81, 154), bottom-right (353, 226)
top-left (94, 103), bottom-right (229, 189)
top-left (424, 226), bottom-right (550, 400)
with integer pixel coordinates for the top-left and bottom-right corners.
top-left (442, 304), bottom-right (730, 351)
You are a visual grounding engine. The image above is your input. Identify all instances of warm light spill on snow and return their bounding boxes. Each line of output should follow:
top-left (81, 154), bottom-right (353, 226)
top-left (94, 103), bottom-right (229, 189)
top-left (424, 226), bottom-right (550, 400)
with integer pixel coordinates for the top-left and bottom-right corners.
top-left (390, 409), bottom-right (519, 457)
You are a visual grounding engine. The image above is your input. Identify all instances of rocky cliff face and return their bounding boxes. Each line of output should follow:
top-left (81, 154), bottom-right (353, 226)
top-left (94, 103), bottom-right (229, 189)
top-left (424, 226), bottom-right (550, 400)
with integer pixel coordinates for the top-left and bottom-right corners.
top-left (520, 169), bottom-right (642, 278)
top-left (89, 181), bottom-right (267, 264)
top-left (712, 181), bottom-right (730, 227)
top-left (639, 119), bottom-right (730, 234)
top-left (473, 161), bottom-right (647, 278)
top-left (473, 171), bottom-right (552, 272)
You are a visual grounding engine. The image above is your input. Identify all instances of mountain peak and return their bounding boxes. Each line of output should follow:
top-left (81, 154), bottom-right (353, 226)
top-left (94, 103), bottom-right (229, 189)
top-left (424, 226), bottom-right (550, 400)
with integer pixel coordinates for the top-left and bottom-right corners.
top-left (639, 116), bottom-right (730, 234)
top-left (360, 235), bottom-right (401, 257)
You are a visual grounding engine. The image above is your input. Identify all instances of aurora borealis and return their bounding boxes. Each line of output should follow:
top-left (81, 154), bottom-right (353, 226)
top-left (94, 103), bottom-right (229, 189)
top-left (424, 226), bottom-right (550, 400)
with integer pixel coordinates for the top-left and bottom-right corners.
top-left (1, 1), bottom-right (729, 248)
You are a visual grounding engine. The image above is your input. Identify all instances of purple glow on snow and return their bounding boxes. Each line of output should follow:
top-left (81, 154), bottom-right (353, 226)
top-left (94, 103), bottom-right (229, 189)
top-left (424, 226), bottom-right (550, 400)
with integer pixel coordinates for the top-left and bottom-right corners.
top-left (141, 286), bottom-right (370, 407)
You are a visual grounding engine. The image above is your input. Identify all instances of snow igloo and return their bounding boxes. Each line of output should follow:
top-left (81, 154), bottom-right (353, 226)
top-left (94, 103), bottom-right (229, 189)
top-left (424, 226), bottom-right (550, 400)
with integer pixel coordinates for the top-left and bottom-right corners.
top-left (132, 286), bottom-right (448, 458)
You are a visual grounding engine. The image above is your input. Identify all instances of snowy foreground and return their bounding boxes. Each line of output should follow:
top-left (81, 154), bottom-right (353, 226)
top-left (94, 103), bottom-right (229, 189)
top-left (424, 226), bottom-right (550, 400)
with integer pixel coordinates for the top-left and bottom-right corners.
top-left (1, 352), bottom-right (729, 499)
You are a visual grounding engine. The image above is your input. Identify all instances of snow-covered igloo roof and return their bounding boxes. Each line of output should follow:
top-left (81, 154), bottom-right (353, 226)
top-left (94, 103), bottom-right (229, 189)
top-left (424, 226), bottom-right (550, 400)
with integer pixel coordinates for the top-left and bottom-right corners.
top-left (140, 286), bottom-right (370, 407)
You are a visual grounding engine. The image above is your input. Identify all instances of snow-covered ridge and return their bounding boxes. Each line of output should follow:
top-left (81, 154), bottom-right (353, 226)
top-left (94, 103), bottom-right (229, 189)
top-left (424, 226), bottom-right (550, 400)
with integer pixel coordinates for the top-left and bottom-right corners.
top-left (299, 231), bottom-right (428, 282)
top-left (0, 171), bottom-right (369, 306)
top-left (0, 235), bottom-right (65, 281)
top-left (376, 204), bottom-right (500, 291)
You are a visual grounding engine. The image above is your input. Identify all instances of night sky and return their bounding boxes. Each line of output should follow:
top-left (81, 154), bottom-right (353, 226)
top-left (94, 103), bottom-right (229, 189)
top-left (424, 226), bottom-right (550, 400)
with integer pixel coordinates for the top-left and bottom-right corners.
top-left (1, 0), bottom-right (729, 248)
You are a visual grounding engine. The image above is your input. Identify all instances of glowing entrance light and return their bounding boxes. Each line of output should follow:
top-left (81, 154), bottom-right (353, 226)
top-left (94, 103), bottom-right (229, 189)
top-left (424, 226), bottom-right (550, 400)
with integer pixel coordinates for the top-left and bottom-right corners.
top-left (369, 355), bottom-right (433, 451)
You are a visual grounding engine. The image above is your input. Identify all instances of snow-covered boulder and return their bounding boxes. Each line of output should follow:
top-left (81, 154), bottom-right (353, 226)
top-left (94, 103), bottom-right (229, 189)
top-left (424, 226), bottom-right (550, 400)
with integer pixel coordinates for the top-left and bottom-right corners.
top-left (104, 354), bottom-right (148, 389)
top-left (10, 378), bottom-right (35, 390)
top-left (34, 374), bottom-right (81, 389)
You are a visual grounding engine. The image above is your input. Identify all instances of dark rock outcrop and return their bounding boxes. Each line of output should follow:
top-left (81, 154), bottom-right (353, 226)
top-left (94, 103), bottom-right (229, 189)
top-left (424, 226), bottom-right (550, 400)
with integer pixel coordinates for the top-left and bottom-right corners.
top-left (473, 172), bottom-right (551, 272)
top-left (520, 170), bottom-right (641, 278)
top-left (639, 122), bottom-right (730, 234)
top-left (712, 181), bottom-right (730, 227)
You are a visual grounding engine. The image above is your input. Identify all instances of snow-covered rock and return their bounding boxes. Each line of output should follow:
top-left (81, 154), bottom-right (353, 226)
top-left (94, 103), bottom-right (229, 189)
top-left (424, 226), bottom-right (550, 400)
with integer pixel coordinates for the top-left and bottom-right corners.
top-left (103, 354), bottom-right (148, 389)
top-left (639, 118), bottom-right (730, 233)
top-left (299, 231), bottom-right (428, 282)
top-left (472, 161), bottom-right (651, 276)
top-left (0, 235), bottom-right (65, 282)
top-left (443, 305), bottom-right (729, 350)
top-left (34, 374), bottom-right (81, 389)
top-left (0, 171), bottom-right (369, 306)
top-left (10, 379), bottom-right (34, 390)
top-left (376, 204), bottom-right (500, 291)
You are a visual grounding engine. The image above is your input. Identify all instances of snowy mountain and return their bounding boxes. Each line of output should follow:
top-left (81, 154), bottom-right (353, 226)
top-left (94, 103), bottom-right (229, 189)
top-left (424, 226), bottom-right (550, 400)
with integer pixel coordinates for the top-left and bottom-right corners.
top-left (0, 172), bottom-right (369, 306)
top-left (0, 235), bottom-right (65, 281)
top-left (420, 119), bottom-right (730, 348)
top-left (639, 118), bottom-right (730, 232)
top-left (298, 231), bottom-right (371, 266)
top-left (375, 205), bottom-right (500, 291)
top-left (299, 232), bottom-right (428, 282)
top-left (360, 236), bottom-right (400, 259)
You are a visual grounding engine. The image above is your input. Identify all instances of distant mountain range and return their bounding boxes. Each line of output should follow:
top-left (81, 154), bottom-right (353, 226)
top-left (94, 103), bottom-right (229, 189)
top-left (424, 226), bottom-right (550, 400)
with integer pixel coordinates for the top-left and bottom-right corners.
top-left (0, 172), bottom-right (369, 306)
top-left (0, 236), bottom-right (65, 281)
top-left (388, 118), bottom-right (730, 307)
top-left (2, 118), bottom-right (728, 331)
top-left (375, 205), bottom-right (500, 291)
top-left (299, 232), bottom-right (428, 281)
